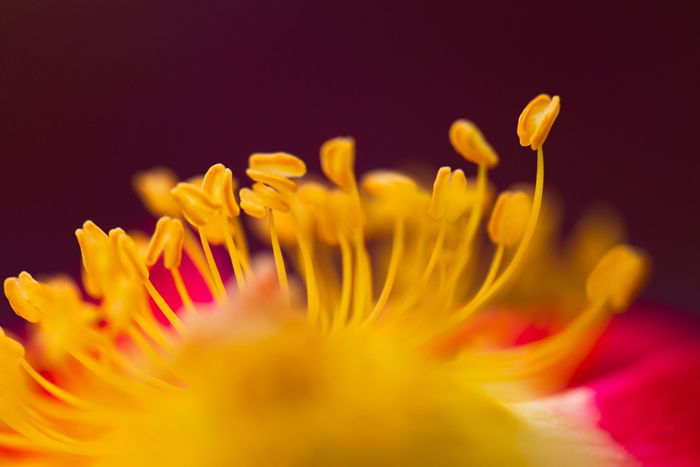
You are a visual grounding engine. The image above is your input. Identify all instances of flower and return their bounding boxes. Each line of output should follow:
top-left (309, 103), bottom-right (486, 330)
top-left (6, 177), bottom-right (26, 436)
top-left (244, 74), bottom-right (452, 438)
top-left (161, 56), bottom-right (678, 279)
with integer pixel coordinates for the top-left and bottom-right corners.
top-left (1, 94), bottom-right (694, 466)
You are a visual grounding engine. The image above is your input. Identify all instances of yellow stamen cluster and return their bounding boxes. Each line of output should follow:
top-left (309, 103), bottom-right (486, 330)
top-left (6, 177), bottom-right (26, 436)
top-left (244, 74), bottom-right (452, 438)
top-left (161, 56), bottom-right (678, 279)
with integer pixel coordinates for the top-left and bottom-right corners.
top-left (0, 94), bottom-right (650, 464)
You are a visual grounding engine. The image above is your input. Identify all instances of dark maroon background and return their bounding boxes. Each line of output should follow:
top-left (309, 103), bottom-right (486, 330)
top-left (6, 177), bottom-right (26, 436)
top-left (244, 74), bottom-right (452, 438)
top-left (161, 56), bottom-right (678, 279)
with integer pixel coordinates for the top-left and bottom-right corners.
top-left (1, 1), bottom-right (698, 329)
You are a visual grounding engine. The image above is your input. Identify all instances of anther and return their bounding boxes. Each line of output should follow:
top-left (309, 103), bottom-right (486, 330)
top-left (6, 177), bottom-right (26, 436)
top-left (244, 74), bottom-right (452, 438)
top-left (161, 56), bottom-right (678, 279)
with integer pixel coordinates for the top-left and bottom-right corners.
top-left (246, 169), bottom-right (298, 193)
top-left (249, 152), bottom-right (307, 178)
top-left (4, 272), bottom-right (43, 323)
top-left (202, 164), bottom-right (240, 218)
top-left (171, 183), bottom-right (220, 227)
top-left (517, 94), bottom-right (561, 150)
top-left (361, 170), bottom-right (417, 200)
top-left (444, 169), bottom-right (469, 222)
top-left (320, 137), bottom-right (356, 192)
top-left (252, 183), bottom-right (290, 213)
top-left (487, 191), bottom-right (531, 246)
top-left (586, 244), bottom-right (649, 311)
top-left (449, 120), bottom-right (499, 167)
top-left (239, 188), bottom-right (267, 219)
top-left (428, 167), bottom-right (452, 220)
top-left (114, 231), bottom-right (150, 283)
top-left (146, 217), bottom-right (185, 269)
top-left (133, 167), bottom-right (182, 217)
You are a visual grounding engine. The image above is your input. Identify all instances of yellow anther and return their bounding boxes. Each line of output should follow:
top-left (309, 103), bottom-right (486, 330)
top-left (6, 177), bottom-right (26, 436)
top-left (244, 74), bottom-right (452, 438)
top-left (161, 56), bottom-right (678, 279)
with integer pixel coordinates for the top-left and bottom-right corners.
top-left (84, 219), bottom-right (109, 239)
top-left (171, 182), bottom-right (220, 227)
top-left (444, 169), bottom-right (469, 222)
top-left (297, 182), bottom-right (328, 208)
top-left (320, 137), bottom-right (356, 192)
top-left (246, 169), bottom-right (298, 193)
top-left (202, 164), bottom-right (240, 218)
top-left (133, 167), bottom-right (181, 217)
top-left (75, 221), bottom-right (117, 298)
top-left (428, 167), bottom-right (452, 220)
top-left (249, 152), bottom-right (307, 178)
top-left (361, 170), bottom-right (417, 200)
top-left (487, 191), bottom-right (531, 247)
top-left (586, 244), bottom-right (649, 311)
top-left (114, 231), bottom-right (150, 283)
top-left (4, 272), bottom-right (43, 323)
top-left (0, 327), bottom-right (25, 361)
top-left (239, 188), bottom-right (267, 219)
top-left (517, 94), bottom-right (561, 150)
top-left (252, 182), bottom-right (290, 213)
top-left (449, 120), bottom-right (499, 168)
top-left (146, 217), bottom-right (185, 269)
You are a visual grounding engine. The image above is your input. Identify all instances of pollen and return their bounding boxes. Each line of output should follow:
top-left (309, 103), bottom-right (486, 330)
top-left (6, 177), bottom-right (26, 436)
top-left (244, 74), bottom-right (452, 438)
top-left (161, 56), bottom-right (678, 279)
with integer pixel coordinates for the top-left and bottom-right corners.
top-left (0, 94), bottom-right (649, 466)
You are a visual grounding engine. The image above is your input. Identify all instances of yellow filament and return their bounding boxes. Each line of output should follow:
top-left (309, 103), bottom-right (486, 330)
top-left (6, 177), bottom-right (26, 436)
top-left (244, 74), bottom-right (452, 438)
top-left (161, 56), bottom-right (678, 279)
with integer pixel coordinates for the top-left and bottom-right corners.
top-left (367, 216), bottom-right (405, 323)
top-left (133, 311), bottom-right (173, 351)
top-left (446, 146), bottom-right (545, 329)
top-left (423, 221), bottom-right (448, 284)
top-left (197, 228), bottom-right (228, 303)
top-left (126, 326), bottom-right (168, 367)
top-left (350, 229), bottom-right (372, 325)
top-left (233, 217), bottom-right (252, 277)
top-left (97, 344), bottom-right (178, 391)
top-left (466, 301), bottom-right (607, 381)
top-left (440, 164), bottom-right (488, 307)
top-left (290, 210), bottom-right (320, 325)
top-left (5, 417), bottom-right (103, 455)
top-left (479, 244), bottom-right (505, 294)
top-left (182, 229), bottom-right (218, 294)
top-left (268, 208), bottom-right (290, 309)
top-left (170, 268), bottom-right (195, 313)
top-left (21, 360), bottom-right (102, 410)
top-left (334, 235), bottom-right (354, 330)
top-left (70, 350), bottom-right (146, 396)
top-left (394, 220), bottom-right (447, 317)
top-left (144, 280), bottom-right (186, 335)
top-left (221, 219), bottom-right (247, 290)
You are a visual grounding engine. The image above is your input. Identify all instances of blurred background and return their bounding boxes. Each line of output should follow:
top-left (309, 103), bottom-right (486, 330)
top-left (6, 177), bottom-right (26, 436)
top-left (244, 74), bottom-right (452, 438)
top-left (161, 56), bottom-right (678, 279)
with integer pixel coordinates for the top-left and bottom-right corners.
top-left (1, 0), bottom-right (698, 329)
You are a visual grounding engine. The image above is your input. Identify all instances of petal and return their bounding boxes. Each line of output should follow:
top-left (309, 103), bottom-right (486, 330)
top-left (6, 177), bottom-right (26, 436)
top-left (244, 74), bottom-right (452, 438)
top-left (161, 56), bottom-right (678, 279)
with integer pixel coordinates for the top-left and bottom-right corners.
top-left (571, 303), bottom-right (700, 386)
top-left (513, 387), bottom-right (636, 466)
top-left (589, 343), bottom-right (700, 466)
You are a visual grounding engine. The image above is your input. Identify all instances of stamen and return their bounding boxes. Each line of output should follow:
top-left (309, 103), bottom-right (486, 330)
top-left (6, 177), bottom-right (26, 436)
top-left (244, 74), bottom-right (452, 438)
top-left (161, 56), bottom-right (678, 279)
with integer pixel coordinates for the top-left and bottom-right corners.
top-left (113, 230), bottom-right (186, 334)
top-left (267, 208), bottom-right (291, 309)
top-left (367, 216), bottom-right (404, 322)
top-left (20, 360), bottom-right (103, 411)
top-left (288, 208), bottom-right (321, 325)
top-left (4, 272), bottom-right (43, 323)
top-left (586, 244), bottom-right (649, 311)
top-left (439, 164), bottom-right (488, 309)
top-left (146, 217), bottom-right (195, 312)
top-left (244, 154), bottom-right (308, 310)
top-left (246, 169), bottom-right (298, 193)
top-left (170, 182), bottom-right (229, 300)
top-left (320, 137), bottom-right (356, 193)
top-left (449, 120), bottom-right (499, 167)
top-left (427, 167), bottom-right (452, 219)
top-left (517, 94), bottom-right (561, 150)
top-left (360, 170), bottom-right (416, 322)
top-left (335, 234), bottom-right (354, 329)
top-left (445, 146), bottom-right (546, 330)
top-left (249, 152), bottom-right (307, 178)
top-left (487, 191), bottom-right (531, 247)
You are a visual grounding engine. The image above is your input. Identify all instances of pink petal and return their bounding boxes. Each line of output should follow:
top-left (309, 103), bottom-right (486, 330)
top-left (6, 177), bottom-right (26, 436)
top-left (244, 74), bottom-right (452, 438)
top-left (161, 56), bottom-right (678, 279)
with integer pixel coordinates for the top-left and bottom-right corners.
top-left (575, 304), bottom-right (700, 466)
